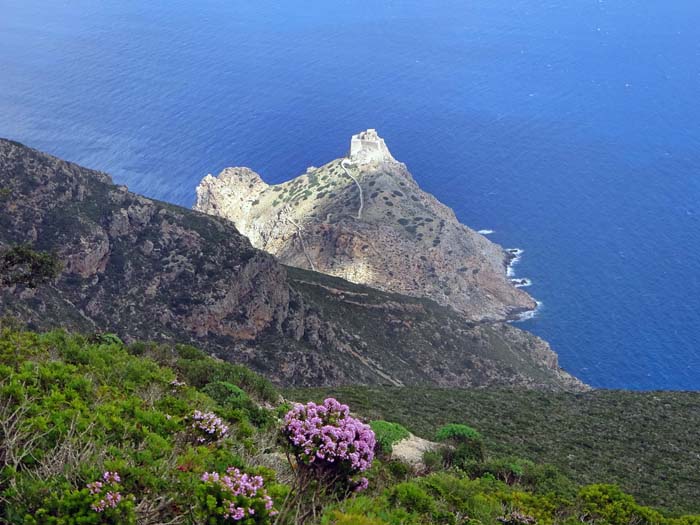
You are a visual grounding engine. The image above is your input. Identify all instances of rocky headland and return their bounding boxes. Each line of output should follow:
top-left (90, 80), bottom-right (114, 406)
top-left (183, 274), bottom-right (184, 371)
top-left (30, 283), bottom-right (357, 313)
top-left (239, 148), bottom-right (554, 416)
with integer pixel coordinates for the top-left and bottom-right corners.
top-left (195, 130), bottom-right (535, 322)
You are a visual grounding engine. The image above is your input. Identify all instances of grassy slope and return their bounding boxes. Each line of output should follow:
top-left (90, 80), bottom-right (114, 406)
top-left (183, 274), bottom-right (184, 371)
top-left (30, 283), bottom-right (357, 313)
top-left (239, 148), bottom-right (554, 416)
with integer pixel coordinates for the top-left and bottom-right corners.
top-left (287, 266), bottom-right (583, 390)
top-left (285, 386), bottom-right (700, 515)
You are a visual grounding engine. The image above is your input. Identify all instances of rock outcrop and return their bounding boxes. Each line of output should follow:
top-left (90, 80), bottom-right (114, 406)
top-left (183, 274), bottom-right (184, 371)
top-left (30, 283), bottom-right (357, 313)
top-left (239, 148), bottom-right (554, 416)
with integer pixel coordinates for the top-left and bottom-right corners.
top-left (195, 130), bottom-right (535, 322)
top-left (0, 138), bottom-right (585, 391)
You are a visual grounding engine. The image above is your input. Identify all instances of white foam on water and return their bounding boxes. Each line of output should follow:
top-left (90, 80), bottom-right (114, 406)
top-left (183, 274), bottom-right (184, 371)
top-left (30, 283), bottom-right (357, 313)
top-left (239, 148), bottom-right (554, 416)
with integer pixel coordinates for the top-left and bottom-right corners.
top-left (506, 248), bottom-right (523, 277)
top-left (513, 301), bottom-right (543, 322)
top-left (478, 229), bottom-right (494, 235)
top-left (510, 278), bottom-right (532, 288)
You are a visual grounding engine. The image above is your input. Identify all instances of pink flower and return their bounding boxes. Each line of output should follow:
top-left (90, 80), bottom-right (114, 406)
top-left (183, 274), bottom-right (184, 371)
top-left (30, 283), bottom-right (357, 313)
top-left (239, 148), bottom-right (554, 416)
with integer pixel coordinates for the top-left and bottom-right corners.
top-left (191, 410), bottom-right (228, 441)
top-left (201, 467), bottom-right (275, 519)
top-left (102, 471), bottom-right (121, 484)
top-left (282, 398), bottom-right (376, 478)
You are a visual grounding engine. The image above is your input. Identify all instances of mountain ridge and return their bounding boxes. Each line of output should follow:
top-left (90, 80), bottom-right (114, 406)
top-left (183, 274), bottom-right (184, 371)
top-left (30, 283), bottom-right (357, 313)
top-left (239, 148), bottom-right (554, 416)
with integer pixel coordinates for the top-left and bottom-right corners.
top-left (0, 137), bottom-right (584, 391)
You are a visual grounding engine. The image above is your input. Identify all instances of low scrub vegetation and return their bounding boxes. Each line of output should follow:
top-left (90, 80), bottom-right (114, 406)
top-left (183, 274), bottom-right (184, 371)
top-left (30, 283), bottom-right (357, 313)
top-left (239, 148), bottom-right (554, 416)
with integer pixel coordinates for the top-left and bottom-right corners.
top-left (1, 328), bottom-right (698, 524)
top-left (286, 386), bottom-right (700, 516)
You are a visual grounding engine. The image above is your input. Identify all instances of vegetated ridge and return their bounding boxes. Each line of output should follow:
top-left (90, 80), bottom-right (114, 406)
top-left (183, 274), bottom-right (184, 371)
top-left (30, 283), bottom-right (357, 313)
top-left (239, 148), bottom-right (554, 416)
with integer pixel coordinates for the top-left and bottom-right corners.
top-left (1, 328), bottom-right (698, 524)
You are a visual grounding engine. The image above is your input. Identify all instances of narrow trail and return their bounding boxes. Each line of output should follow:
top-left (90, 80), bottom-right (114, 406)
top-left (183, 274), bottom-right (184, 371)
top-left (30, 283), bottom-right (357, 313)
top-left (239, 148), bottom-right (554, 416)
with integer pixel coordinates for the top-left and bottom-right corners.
top-left (341, 158), bottom-right (364, 220)
top-left (284, 207), bottom-right (316, 271)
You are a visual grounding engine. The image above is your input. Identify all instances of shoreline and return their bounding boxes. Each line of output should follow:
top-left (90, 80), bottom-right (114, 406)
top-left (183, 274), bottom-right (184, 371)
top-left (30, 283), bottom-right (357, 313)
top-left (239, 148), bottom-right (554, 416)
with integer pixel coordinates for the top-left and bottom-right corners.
top-left (504, 247), bottom-right (541, 322)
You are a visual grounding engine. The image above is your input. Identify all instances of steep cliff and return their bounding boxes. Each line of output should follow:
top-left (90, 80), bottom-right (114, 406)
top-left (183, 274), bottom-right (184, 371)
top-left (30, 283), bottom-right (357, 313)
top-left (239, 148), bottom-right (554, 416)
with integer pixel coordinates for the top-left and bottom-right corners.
top-left (195, 129), bottom-right (535, 322)
top-left (0, 138), bottom-right (585, 390)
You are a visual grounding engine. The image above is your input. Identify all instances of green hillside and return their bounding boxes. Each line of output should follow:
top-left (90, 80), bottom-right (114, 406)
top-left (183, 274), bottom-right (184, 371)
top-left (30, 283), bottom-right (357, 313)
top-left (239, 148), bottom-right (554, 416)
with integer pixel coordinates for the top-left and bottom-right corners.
top-left (1, 327), bottom-right (698, 524)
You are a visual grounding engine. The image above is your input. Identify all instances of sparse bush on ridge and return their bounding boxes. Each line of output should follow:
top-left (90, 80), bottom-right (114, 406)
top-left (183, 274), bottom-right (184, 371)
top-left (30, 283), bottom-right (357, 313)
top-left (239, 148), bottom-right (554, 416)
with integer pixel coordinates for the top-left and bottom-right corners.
top-left (0, 244), bottom-right (62, 288)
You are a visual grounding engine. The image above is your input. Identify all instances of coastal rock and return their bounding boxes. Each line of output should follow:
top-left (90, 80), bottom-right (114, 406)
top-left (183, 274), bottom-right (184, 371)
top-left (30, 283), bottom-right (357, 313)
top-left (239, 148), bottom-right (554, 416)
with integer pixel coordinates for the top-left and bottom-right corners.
top-left (194, 130), bottom-right (535, 322)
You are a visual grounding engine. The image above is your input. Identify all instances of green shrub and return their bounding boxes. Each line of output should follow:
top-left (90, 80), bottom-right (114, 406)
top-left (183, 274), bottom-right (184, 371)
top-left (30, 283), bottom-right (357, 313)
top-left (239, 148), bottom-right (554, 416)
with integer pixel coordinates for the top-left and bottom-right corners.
top-left (322, 511), bottom-right (388, 525)
top-left (435, 423), bottom-right (481, 442)
top-left (202, 381), bottom-right (249, 408)
top-left (0, 244), bottom-right (62, 288)
top-left (576, 484), bottom-right (665, 525)
top-left (464, 457), bottom-right (531, 485)
top-left (370, 420), bottom-right (410, 455)
top-left (0, 330), bottom-right (277, 524)
top-left (422, 450), bottom-right (443, 473)
top-left (320, 495), bottom-right (419, 525)
top-left (521, 462), bottom-right (576, 498)
top-left (388, 482), bottom-right (436, 515)
top-left (24, 480), bottom-right (136, 525)
top-left (435, 423), bottom-right (485, 466)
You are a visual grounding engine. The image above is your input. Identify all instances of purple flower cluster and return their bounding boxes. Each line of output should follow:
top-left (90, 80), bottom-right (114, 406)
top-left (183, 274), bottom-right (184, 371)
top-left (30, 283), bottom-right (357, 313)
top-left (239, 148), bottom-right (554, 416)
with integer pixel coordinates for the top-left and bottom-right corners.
top-left (191, 410), bottom-right (229, 442)
top-left (353, 476), bottom-right (369, 492)
top-left (87, 471), bottom-right (124, 513)
top-left (200, 467), bottom-right (276, 521)
top-left (283, 398), bottom-right (376, 475)
top-left (170, 378), bottom-right (186, 392)
top-left (102, 471), bottom-right (121, 484)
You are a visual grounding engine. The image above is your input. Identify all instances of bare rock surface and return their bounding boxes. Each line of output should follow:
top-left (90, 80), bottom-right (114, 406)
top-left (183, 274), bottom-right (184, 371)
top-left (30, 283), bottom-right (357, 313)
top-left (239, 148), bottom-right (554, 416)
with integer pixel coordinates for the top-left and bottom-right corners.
top-left (391, 434), bottom-right (441, 468)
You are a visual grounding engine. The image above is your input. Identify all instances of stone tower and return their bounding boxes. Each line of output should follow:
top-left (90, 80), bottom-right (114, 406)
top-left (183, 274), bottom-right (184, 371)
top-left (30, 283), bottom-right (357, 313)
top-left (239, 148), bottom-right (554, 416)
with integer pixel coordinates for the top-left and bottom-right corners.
top-left (349, 129), bottom-right (397, 164)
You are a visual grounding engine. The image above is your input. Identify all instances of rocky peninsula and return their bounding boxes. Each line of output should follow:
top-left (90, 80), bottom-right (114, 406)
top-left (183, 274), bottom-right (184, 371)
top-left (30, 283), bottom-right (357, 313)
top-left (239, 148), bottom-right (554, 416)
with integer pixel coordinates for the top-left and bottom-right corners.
top-left (195, 130), bottom-right (535, 322)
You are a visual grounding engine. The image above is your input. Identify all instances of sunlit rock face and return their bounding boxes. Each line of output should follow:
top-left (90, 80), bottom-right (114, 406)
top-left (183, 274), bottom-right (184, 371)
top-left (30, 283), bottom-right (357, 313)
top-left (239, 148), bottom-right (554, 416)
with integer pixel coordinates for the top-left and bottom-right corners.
top-left (195, 130), bottom-right (536, 322)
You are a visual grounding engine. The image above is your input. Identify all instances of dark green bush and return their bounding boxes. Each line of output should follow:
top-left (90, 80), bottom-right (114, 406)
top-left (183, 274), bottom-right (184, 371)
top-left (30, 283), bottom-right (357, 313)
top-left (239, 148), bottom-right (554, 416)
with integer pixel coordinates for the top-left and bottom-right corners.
top-left (435, 423), bottom-right (481, 442)
top-left (388, 482), bottom-right (436, 515)
top-left (464, 457), bottom-right (531, 485)
top-left (202, 381), bottom-right (249, 408)
top-left (0, 244), bottom-right (62, 287)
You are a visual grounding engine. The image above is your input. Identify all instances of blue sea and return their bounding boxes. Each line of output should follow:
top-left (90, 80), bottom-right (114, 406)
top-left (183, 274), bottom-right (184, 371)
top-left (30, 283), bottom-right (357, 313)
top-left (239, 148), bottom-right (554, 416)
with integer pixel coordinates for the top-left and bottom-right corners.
top-left (2, 0), bottom-right (699, 390)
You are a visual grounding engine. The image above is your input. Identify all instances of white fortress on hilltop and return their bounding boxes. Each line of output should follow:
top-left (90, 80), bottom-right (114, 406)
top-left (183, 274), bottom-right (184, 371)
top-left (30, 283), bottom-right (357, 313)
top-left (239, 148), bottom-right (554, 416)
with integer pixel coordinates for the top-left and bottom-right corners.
top-left (349, 129), bottom-right (397, 164)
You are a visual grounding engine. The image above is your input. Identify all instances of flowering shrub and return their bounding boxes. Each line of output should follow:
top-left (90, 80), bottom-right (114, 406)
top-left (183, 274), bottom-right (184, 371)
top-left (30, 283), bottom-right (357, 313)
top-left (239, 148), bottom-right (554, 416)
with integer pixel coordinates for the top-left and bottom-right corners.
top-left (88, 472), bottom-right (125, 513)
top-left (29, 470), bottom-right (135, 524)
top-left (282, 398), bottom-right (375, 491)
top-left (196, 467), bottom-right (276, 524)
top-left (170, 378), bottom-right (186, 389)
top-left (191, 409), bottom-right (229, 443)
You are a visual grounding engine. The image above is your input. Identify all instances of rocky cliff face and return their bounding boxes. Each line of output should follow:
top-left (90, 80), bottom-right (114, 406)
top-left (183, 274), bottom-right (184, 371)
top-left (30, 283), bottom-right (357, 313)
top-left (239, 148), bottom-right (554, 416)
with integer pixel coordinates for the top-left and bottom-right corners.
top-left (0, 138), bottom-right (585, 391)
top-left (195, 130), bottom-right (535, 322)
